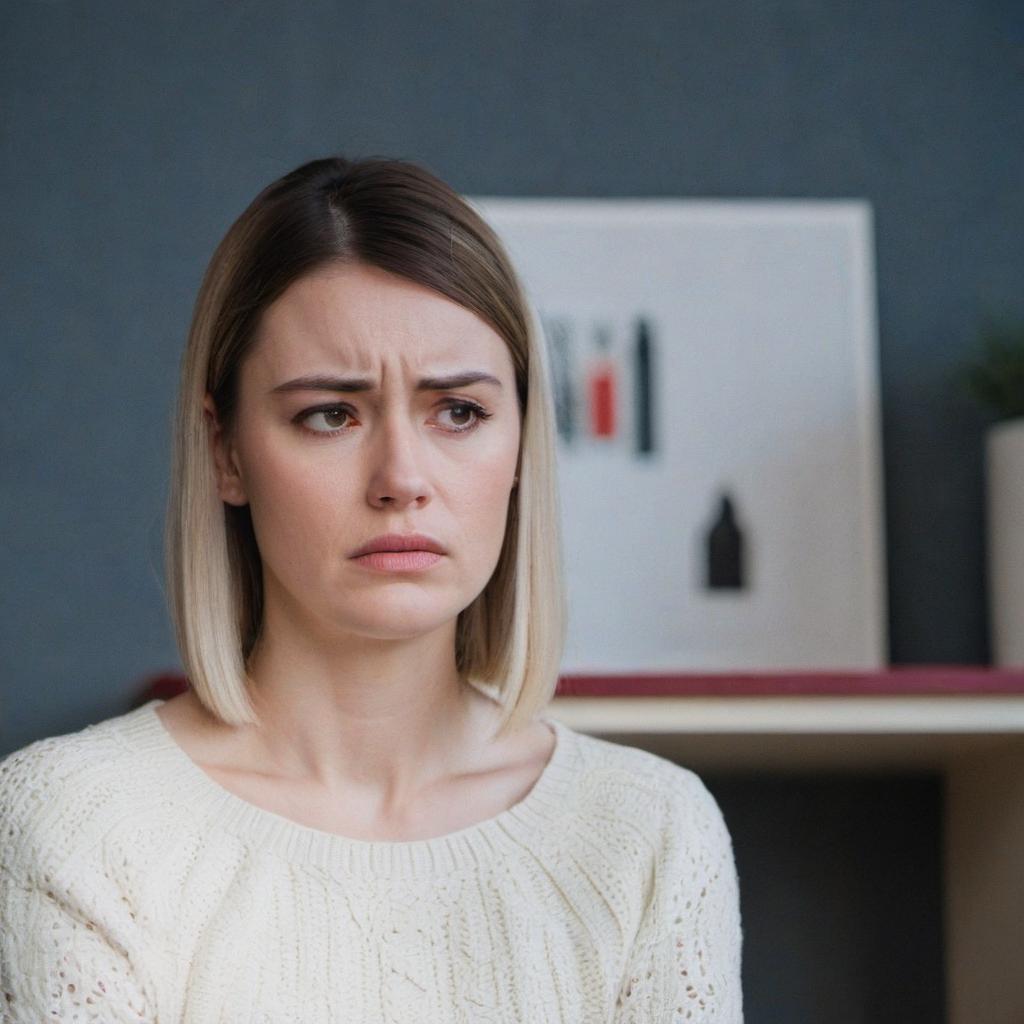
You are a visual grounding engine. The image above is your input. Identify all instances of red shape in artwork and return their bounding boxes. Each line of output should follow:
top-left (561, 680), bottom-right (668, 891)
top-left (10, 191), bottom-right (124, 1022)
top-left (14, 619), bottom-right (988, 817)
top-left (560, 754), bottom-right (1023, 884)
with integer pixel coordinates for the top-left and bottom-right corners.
top-left (589, 361), bottom-right (616, 437)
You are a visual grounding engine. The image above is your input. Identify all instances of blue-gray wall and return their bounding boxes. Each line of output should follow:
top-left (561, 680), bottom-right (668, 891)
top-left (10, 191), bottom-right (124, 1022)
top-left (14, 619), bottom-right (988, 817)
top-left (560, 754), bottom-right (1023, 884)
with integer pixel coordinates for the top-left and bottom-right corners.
top-left (5, 1), bottom-right (1021, 746)
top-left (2, 4), bottom-right (1019, 1017)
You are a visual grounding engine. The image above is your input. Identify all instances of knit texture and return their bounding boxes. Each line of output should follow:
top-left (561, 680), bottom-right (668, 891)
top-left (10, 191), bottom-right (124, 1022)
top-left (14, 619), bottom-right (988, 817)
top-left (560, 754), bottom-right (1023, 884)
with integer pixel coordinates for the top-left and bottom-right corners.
top-left (0, 698), bottom-right (743, 1023)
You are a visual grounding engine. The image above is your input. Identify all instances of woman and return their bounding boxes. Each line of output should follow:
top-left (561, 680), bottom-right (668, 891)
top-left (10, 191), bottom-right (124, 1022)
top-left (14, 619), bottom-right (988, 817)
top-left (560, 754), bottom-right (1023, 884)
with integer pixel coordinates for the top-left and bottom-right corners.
top-left (0, 155), bottom-right (744, 1021)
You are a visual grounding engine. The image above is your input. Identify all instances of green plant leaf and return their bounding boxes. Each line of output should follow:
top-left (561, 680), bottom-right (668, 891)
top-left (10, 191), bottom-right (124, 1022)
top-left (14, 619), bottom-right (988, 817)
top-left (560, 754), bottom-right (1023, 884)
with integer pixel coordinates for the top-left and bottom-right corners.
top-left (957, 316), bottom-right (1024, 421)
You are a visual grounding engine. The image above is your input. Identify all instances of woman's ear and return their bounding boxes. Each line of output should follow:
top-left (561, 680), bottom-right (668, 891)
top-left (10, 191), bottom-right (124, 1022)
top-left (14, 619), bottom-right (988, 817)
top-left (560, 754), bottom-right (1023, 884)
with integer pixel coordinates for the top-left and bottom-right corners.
top-left (203, 392), bottom-right (249, 506)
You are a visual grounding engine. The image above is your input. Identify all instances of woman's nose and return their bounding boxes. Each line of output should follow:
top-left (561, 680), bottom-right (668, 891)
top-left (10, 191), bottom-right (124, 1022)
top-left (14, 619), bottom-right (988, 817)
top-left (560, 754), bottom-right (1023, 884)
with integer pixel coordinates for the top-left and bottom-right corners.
top-left (365, 408), bottom-right (432, 504)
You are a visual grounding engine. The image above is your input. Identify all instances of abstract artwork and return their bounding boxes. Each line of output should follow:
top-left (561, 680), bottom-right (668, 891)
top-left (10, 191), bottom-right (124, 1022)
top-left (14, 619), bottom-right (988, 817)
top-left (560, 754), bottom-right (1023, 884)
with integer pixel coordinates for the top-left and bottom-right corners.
top-left (470, 198), bottom-right (886, 671)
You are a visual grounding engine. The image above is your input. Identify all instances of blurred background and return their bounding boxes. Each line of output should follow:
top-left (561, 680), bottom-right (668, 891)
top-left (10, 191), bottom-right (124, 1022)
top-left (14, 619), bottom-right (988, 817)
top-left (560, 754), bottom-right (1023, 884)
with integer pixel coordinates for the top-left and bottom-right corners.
top-left (2, 2), bottom-right (1022, 1020)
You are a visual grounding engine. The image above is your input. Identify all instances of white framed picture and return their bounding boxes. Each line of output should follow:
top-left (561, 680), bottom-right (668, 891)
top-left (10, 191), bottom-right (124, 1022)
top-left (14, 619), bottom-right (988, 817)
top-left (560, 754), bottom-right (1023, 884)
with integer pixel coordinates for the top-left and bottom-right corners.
top-left (469, 197), bottom-right (887, 671)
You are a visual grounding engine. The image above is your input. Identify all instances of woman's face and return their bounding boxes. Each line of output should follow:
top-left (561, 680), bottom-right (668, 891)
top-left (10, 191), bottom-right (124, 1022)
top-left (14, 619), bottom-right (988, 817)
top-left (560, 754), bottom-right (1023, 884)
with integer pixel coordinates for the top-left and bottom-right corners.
top-left (205, 261), bottom-right (522, 643)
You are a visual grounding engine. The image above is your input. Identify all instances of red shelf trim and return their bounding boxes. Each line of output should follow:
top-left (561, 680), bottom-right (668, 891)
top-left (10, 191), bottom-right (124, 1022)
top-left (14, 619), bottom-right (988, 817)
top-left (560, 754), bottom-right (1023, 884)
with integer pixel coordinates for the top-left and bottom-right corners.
top-left (554, 667), bottom-right (1024, 697)
top-left (136, 667), bottom-right (1024, 708)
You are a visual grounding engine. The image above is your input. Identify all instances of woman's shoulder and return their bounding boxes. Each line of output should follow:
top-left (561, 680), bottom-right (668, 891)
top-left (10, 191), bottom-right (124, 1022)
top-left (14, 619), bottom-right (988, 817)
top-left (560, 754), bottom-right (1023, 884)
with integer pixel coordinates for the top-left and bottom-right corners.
top-left (568, 725), bottom-right (714, 799)
top-left (0, 706), bottom-right (147, 863)
top-left (562, 725), bottom-right (732, 843)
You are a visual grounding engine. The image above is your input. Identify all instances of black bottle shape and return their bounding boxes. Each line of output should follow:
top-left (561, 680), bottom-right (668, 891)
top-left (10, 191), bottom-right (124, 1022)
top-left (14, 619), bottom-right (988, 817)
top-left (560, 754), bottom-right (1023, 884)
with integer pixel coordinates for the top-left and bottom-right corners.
top-left (706, 492), bottom-right (745, 589)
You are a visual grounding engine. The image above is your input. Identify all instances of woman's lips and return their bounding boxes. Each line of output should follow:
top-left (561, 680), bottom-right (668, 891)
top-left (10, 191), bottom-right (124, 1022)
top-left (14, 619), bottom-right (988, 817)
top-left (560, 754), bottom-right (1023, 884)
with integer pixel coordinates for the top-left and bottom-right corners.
top-left (352, 550), bottom-right (444, 572)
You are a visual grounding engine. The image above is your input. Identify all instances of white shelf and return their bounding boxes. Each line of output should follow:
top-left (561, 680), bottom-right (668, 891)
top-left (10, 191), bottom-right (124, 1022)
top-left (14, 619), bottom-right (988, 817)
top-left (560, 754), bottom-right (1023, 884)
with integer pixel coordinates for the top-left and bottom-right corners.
top-left (548, 695), bottom-right (1024, 772)
top-left (549, 694), bottom-right (1024, 734)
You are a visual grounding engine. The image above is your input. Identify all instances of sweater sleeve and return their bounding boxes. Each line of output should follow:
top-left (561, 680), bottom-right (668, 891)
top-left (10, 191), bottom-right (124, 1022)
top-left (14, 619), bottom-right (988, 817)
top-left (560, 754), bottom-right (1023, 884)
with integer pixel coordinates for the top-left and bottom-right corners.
top-left (0, 742), bottom-right (158, 1023)
top-left (610, 771), bottom-right (744, 1024)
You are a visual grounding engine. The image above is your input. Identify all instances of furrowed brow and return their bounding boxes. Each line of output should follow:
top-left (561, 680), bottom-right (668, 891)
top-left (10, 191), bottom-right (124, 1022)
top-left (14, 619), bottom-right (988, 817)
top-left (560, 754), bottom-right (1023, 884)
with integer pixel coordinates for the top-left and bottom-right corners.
top-left (269, 371), bottom-right (503, 395)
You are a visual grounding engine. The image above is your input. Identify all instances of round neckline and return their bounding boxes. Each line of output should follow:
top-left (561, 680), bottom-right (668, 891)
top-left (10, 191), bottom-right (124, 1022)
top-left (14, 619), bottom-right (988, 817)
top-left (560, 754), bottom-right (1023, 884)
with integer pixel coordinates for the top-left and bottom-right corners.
top-left (119, 697), bottom-right (577, 878)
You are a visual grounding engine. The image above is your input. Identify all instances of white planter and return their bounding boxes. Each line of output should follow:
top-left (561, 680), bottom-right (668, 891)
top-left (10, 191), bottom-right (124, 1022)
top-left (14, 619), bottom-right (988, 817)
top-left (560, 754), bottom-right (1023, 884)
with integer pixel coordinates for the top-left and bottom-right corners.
top-left (986, 416), bottom-right (1024, 666)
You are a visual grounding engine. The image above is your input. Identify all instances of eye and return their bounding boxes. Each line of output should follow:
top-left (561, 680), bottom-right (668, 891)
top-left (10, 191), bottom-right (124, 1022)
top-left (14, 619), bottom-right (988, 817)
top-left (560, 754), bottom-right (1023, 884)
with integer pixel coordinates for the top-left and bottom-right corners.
top-left (437, 400), bottom-right (493, 432)
top-left (300, 406), bottom-right (351, 434)
top-left (296, 399), bottom-right (493, 437)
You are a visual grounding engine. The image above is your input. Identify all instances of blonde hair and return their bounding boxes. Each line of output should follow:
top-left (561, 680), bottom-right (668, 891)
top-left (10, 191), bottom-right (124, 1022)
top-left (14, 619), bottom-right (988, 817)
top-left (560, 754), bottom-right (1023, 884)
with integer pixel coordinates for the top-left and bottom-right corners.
top-left (163, 155), bottom-right (567, 739)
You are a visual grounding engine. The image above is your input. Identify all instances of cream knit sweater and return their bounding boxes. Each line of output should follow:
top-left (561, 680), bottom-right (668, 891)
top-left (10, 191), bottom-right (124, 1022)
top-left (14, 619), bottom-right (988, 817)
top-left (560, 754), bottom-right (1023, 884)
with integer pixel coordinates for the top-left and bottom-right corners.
top-left (0, 698), bottom-right (743, 1023)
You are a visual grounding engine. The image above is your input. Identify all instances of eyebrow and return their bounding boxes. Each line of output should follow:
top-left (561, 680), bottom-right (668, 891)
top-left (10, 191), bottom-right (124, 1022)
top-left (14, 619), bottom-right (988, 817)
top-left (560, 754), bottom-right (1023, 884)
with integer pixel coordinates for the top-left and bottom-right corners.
top-left (269, 371), bottom-right (504, 395)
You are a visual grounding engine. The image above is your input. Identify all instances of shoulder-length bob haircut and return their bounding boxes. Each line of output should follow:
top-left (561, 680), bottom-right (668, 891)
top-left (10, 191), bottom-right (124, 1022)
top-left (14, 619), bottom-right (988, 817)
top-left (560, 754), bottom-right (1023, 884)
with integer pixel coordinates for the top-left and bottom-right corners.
top-left (164, 155), bottom-right (567, 739)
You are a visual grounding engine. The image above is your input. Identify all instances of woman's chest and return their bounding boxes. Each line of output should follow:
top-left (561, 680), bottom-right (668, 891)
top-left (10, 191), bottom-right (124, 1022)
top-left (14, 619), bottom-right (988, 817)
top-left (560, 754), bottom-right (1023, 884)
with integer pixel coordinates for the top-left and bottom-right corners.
top-left (198, 748), bottom-right (548, 842)
top-left (149, 866), bottom-right (622, 1024)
